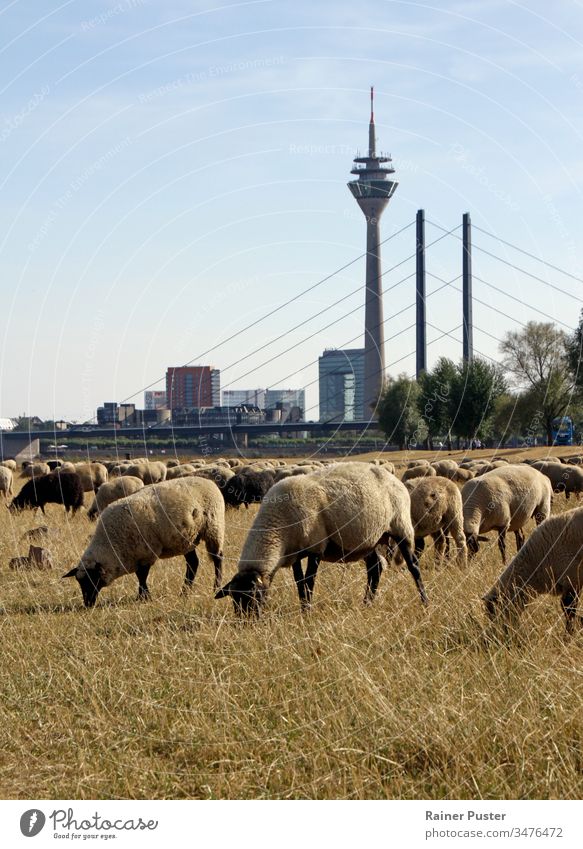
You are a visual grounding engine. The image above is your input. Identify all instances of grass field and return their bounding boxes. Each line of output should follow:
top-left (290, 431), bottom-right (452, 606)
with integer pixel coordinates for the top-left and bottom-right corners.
top-left (0, 450), bottom-right (582, 800)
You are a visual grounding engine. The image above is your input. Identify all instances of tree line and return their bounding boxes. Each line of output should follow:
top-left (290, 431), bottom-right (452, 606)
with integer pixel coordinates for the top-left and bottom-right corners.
top-left (377, 315), bottom-right (583, 449)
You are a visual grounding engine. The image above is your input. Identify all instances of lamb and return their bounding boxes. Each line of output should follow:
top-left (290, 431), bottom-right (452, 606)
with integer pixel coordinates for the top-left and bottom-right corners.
top-left (63, 476), bottom-right (225, 607)
top-left (215, 462), bottom-right (427, 615)
top-left (462, 465), bottom-right (552, 564)
top-left (122, 461), bottom-right (167, 485)
top-left (10, 471), bottom-right (84, 515)
top-left (75, 462), bottom-right (108, 492)
top-left (404, 476), bottom-right (467, 566)
top-left (529, 461), bottom-right (583, 500)
top-left (87, 476), bottom-right (145, 520)
top-left (402, 465), bottom-right (437, 483)
top-left (483, 507), bottom-right (583, 634)
top-left (0, 466), bottom-right (13, 500)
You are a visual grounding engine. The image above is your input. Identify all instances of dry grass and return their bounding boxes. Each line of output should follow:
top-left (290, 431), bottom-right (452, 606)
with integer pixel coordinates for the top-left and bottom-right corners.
top-left (0, 454), bottom-right (582, 800)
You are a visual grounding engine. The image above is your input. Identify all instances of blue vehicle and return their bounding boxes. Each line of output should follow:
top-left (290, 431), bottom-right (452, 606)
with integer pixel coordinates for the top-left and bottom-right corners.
top-left (551, 416), bottom-right (574, 446)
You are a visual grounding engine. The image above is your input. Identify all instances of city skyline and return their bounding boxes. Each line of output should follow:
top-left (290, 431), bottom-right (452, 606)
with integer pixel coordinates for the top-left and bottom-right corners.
top-left (1, 1), bottom-right (581, 420)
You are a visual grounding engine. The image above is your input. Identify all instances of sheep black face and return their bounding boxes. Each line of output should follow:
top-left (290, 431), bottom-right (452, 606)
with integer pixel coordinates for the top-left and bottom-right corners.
top-left (466, 533), bottom-right (480, 557)
top-left (215, 571), bottom-right (268, 616)
top-left (482, 588), bottom-right (499, 619)
top-left (63, 563), bottom-right (106, 608)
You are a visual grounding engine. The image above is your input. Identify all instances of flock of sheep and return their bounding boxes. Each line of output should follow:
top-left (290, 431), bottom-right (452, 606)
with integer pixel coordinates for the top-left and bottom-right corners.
top-left (2, 451), bottom-right (583, 634)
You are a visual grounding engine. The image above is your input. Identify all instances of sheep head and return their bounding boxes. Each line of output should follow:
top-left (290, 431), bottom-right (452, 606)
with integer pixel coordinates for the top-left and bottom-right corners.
top-left (63, 560), bottom-right (105, 608)
top-left (215, 570), bottom-right (268, 616)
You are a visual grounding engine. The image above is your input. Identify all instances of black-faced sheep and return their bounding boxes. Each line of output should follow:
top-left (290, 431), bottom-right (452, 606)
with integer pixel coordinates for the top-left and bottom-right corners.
top-left (404, 476), bottom-right (467, 566)
top-left (462, 465), bottom-right (552, 564)
top-left (87, 476), bottom-right (145, 520)
top-left (10, 471), bottom-right (84, 515)
top-left (215, 462), bottom-right (427, 615)
top-left (483, 507), bottom-right (583, 634)
top-left (63, 477), bottom-right (224, 607)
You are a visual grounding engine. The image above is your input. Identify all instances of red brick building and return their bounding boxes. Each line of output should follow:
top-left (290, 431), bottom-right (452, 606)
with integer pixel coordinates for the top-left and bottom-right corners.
top-left (165, 366), bottom-right (220, 409)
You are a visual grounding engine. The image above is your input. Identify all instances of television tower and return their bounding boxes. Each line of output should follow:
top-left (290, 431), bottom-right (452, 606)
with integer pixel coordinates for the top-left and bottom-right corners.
top-left (348, 87), bottom-right (398, 418)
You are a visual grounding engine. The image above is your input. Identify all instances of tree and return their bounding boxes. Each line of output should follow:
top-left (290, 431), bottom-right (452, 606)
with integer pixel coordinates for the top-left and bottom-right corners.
top-left (448, 358), bottom-right (506, 443)
top-left (566, 309), bottom-right (583, 391)
top-left (500, 321), bottom-right (575, 445)
top-left (378, 374), bottom-right (425, 450)
top-left (418, 357), bottom-right (457, 449)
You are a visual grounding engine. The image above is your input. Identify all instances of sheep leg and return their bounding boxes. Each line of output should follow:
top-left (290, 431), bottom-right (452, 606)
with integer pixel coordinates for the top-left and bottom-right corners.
top-left (414, 537), bottom-right (425, 558)
top-left (293, 555), bottom-right (319, 610)
top-left (364, 550), bottom-right (383, 605)
top-left (497, 530), bottom-right (507, 565)
top-left (561, 590), bottom-right (580, 635)
top-left (209, 551), bottom-right (223, 591)
top-left (183, 549), bottom-right (200, 593)
top-left (396, 539), bottom-right (428, 605)
top-left (514, 528), bottom-right (525, 551)
top-left (136, 564), bottom-right (151, 600)
top-left (432, 530), bottom-right (446, 559)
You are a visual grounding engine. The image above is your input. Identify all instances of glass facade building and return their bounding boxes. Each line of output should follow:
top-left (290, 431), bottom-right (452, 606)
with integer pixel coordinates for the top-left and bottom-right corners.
top-left (318, 348), bottom-right (365, 422)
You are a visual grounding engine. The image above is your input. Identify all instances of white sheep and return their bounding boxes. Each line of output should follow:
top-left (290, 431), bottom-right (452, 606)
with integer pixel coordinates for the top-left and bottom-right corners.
top-left (122, 461), bottom-right (167, 485)
top-left (430, 459), bottom-right (458, 477)
top-left (407, 459), bottom-right (430, 469)
top-left (462, 465), bottom-right (552, 564)
top-left (402, 465), bottom-right (437, 483)
top-left (404, 476), bottom-right (467, 566)
top-left (63, 477), bottom-right (225, 607)
top-left (87, 476), bottom-right (145, 520)
top-left (74, 462), bottom-right (108, 492)
top-left (529, 461), bottom-right (583, 500)
top-left (483, 506), bottom-right (583, 634)
top-left (0, 466), bottom-right (13, 499)
top-left (21, 462), bottom-right (50, 479)
top-left (215, 462), bottom-right (427, 615)
top-left (0, 459), bottom-right (16, 471)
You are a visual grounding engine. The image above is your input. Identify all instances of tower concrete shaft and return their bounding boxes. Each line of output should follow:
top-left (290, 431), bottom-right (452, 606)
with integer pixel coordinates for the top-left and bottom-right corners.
top-left (348, 87), bottom-right (398, 418)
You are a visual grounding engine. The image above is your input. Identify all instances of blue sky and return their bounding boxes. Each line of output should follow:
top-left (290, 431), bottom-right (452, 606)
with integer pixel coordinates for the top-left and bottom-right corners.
top-left (1, 0), bottom-right (582, 420)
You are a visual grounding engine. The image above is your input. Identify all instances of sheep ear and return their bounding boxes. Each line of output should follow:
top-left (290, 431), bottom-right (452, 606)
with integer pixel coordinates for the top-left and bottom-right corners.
top-left (62, 567), bottom-right (79, 578)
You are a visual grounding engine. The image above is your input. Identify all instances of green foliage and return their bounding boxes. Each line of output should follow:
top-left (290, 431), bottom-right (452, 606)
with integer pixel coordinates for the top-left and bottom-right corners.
top-left (447, 358), bottom-right (506, 441)
top-left (418, 358), bottom-right (457, 444)
top-left (500, 321), bottom-right (575, 445)
top-left (378, 374), bottom-right (426, 450)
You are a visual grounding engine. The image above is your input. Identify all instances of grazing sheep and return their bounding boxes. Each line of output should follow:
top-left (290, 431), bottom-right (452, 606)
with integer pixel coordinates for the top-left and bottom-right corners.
top-left (215, 462), bottom-right (427, 615)
top-left (0, 466), bottom-right (13, 500)
top-left (442, 466), bottom-right (475, 484)
top-left (21, 462), bottom-right (50, 479)
top-left (529, 461), bottom-right (583, 500)
top-left (483, 507), bottom-right (583, 634)
top-left (223, 467), bottom-right (275, 508)
top-left (63, 477), bottom-right (225, 607)
top-left (462, 465), bottom-right (552, 564)
top-left (0, 459), bottom-right (16, 471)
top-left (122, 461), bottom-right (167, 485)
top-left (474, 460), bottom-right (510, 476)
top-left (559, 455), bottom-right (583, 466)
top-left (166, 464), bottom-right (197, 480)
top-left (166, 459), bottom-right (181, 468)
top-left (402, 465), bottom-right (437, 483)
top-left (10, 471), bottom-right (84, 515)
top-left (192, 466), bottom-right (235, 498)
top-left (75, 462), bottom-right (108, 493)
top-left (404, 477), bottom-right (467, 566)
top-left (87, 476), bottom-right (145, 520)
top-left (430, 459), bottom-right (458, 477)
top-left (47, 460), bottom-right (64, 471)
top-left (407, 459), bottom-right (430, 469)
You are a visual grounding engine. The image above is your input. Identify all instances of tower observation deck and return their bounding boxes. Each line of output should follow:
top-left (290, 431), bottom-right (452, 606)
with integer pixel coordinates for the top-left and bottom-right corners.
top-left (348, 87), bottom-right (398, 418)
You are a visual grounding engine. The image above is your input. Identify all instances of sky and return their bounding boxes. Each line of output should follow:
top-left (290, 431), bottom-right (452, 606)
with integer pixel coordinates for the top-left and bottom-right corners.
top-left (1, 0), bottom-right (582, 421)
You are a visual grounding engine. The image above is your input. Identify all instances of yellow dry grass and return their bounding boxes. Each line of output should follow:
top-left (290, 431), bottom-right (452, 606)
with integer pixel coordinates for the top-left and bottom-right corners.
top-left (0, 454), bottom-right (582, 800)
